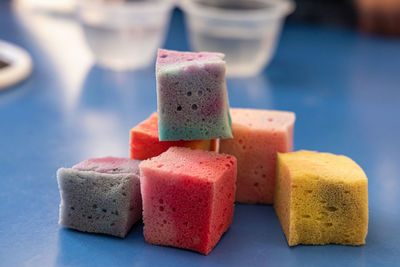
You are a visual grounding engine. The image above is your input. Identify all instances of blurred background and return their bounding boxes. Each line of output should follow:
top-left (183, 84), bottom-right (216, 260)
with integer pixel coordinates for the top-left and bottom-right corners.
top-left (1, 0), bottom-right (399, 87)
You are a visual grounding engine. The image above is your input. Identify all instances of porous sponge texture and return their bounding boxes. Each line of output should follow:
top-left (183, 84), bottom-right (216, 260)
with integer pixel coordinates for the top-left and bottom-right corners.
top-left (130, 112), bottom-right (218, 160)
top-left (274, 151), bottom-right (368, 246)
top-left (219, 108), bottom-right (295, 204)
top-left (139, 147), bottom-right (237, 255)
top-left (156, 49), bottom-right (232, 141)
top-left (73, 156), bottom-right (140, 175)
top-left (57, 157), bottom-right (142, 238)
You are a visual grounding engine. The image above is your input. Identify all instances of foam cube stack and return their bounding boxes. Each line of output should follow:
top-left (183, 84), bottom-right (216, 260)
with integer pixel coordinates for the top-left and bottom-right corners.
top-left (57, 157), bottom-right (142, 238)
top-left (139, 147), bottom-right (236, 255)
top-left (274, 151), bottom-right (368, 246)
top-left (56, 48), bottom-right (369, 253)
top-left (220, 108), bottom-right (295, 204)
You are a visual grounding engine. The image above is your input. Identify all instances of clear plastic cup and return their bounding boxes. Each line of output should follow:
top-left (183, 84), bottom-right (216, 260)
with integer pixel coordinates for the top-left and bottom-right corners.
top-left (180, 0), bottom-right (294, 77)
top-left (77, 0), bottom-right (175, 71)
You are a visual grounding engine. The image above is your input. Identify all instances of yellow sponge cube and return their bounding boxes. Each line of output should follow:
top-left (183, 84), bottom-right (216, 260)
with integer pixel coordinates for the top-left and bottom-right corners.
top-left (274, 150), bottom-right (368, 246)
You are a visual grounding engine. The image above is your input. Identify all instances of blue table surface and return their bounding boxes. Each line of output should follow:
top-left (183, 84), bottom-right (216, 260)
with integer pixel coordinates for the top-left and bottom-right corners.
top-left (1, 3), bottom-right (400, 267)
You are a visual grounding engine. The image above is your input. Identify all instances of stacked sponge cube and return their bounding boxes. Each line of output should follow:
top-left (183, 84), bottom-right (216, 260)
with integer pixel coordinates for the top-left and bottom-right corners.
top-left (155, 49), bottom-right (232, 141)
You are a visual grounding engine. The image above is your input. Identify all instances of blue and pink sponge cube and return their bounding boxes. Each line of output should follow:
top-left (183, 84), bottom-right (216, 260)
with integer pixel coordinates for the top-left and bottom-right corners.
top-left (156, 49), bottom-right (232, 141)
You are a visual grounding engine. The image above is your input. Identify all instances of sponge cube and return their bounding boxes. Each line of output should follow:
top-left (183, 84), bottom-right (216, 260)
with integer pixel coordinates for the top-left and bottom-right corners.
top-left (156, 49), bottom-right (232, 141)
top-left (57, 157), bottom-right (142, 238)
top-left (130, 112), bottom-right (218, 160)
top-left (220, 108), bottom-right (295, 204)
top-left (139, 147), bottom-right (236, 255)
top-left (274, 151), bottom-right (368, 246)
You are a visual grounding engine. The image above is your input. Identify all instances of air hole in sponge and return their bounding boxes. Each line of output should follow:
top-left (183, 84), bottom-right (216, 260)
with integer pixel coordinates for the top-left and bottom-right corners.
top-left (254, 182), bottom-right (259, 187)
top-left (157, 164), bottom-right (164, 168)
top-left (191, 104), bottom-right (198, 110)
top-left (306, 190), bottom-right (313, 193)
top-left (325, 206), bottom-right (338, 212)
top-left (186, 58), bottom-right (194, 61)
top-left (160, 54), bottom-right (167, 58)
top-left (324, 223), bottom-right (333, 227)
top-left (187, 91), bottom-right (192, 96)
top-left (197, 90), bottom-right (203, 96)
top-left (159, 206), bottom-right (164, 211)
top-left (177, 105), bottom-right (182, 111)
top-left (302, 215), bottom-right (311, 218)
top-left (159, 199), bottom-right (164, 204)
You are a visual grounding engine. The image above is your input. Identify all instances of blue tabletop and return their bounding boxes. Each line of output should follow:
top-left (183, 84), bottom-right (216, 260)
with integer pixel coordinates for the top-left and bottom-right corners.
top-left (1, 2), bottom-right (400, 267)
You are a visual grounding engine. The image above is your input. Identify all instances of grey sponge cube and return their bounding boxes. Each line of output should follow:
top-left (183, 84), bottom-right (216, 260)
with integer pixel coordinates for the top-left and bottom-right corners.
top-left (57, 159), bottom-right (142, 238)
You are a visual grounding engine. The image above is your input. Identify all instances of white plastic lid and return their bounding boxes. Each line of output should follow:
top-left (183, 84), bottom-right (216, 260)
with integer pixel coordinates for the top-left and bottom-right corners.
top-left (0, 40), bottom-right (33, 90)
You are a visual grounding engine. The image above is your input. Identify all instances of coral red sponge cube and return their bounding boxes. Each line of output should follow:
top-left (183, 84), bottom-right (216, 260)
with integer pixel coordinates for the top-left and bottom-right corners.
top-left (139, 147), bottom-right (237, 255)
top-left (130, 113), bottom-right (218, 160)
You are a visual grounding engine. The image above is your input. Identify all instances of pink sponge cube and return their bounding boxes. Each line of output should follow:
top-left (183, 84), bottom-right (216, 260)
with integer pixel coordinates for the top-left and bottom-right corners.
top-left (220, 108), bottom-right (295, 204)
top-left (139, 147), bottom-right (237, 255)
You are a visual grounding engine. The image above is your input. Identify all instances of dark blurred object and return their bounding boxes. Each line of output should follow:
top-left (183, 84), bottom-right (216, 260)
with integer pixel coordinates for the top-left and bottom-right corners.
top-left (289, 0), bottom-right (400, 36)
top-left (356, 0), bottom-right (400, 36)
top-left (289, 0), bottom-right (356, 26)
top-left (0, 60), bottom-right (10, 69)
